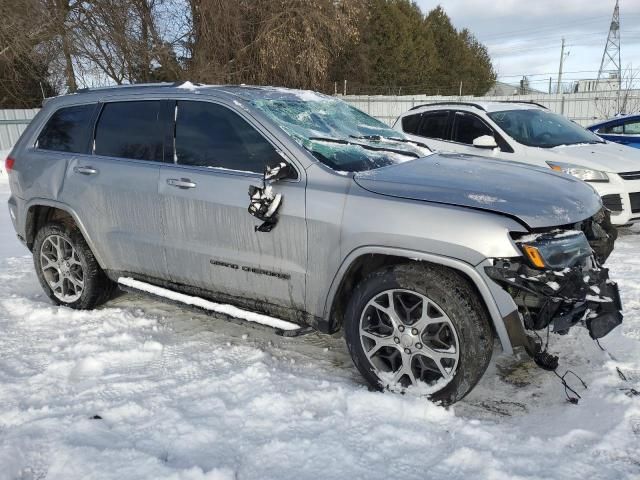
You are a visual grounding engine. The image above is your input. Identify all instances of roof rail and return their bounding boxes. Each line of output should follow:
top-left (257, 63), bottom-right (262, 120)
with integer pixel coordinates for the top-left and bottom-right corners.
top-left (408, 101), bottom-right (486, 112)
top-left (75, 82), bottom-right (177, 94)
top-left (495, 100), bottom-right (548, 109)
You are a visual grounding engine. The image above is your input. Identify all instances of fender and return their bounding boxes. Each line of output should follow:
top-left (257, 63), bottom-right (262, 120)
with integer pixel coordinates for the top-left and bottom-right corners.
top-left (23, 197), bottom-right (108, 270)
top-left (323, 246), bottom-right (520, 355)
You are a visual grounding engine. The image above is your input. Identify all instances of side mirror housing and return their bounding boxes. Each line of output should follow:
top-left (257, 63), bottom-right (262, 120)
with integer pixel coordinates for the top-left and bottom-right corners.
top-left (265, 161), bottom-right (296, 182)
top-left (472, 135), bottom-right (498, 149)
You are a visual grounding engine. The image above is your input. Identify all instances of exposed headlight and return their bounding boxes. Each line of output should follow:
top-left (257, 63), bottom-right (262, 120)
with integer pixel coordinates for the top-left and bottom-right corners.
top-left (516, 231), bottom-right (593, 269)
top-left (546, 161), bottom-right (609, 182)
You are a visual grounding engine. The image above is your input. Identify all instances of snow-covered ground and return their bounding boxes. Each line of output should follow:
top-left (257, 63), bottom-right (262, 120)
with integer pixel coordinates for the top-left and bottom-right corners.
top-left (0, 172), bottom-right (638, 480)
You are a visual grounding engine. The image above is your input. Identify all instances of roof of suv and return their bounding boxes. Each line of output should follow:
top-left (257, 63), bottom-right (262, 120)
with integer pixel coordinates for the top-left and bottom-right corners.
top-left (405, 101), bottom-right (548, 115)
top-left (48, 82), bottom-right (333, 105)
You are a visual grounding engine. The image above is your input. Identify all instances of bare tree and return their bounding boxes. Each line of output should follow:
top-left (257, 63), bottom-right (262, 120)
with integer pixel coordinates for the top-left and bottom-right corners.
top-left (595, 66), bottom-right (640, 118)
top-left (620, 67), bottom-right (640, 114)
top-left (0, 0), bottom-right (60, 105)
top-left (66, 0), bottom-right (182, 86)
top-left (187, 0), bottom-right (364, 89)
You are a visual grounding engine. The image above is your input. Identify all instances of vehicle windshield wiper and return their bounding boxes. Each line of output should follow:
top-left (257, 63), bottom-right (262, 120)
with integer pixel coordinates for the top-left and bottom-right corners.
top-left (349, 134), bottom-right (432, 150)
top-left (307, 136), bottom-right (420, 158)
top-left (553, 140), bottom-right (606, 147)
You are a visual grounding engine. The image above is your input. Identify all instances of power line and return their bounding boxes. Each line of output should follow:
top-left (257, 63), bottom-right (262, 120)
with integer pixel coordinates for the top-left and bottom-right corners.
top-left (478, 13), bottom-right (640, 42)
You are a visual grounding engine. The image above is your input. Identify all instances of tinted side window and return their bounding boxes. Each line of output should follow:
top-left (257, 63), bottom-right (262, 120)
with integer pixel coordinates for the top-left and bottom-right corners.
top-left (175, 101), bottom-right (281, 173)
top-left (401, 113), bottom-right (422, 134)
top-left (37, 104), bottom-right (94, 153)
top-left (624, 121), bottom-right (640, 135)
top-left (602, 124), bottom-right (623, 134)
top-left (95, 101), bottom-right (163, 161)
top-left (417, 112), bottom-right (449, 140)
top-left (453, 112), bottom-right (494, 144)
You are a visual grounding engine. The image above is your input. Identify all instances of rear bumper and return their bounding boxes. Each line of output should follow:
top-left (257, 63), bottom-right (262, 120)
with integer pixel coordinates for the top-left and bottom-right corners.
top-left (7, 195), bottom-right (18, 230)
top-left (7, 194), bottom-right (28, 246)
top-left (485, 260), bottom-right (623, 339)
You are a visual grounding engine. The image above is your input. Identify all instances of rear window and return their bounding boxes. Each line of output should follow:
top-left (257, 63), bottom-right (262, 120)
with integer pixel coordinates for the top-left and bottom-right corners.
top-left (401, 113), bottom-right (422, 134)
top-left (417, 112), bottom-right (449, 140)
top-left (95, 101), bottom-right (163, 161)
top-left (37, 104), bottom-right (94, 153)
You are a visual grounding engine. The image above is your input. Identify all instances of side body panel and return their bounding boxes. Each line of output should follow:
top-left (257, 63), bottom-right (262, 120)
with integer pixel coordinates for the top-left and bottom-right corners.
top-left (597, 133), bottom-right (640, 149)
top-left (303, 164), bottom-right (352, 322)
top-left (7, 103), bottom-right (83, 241)
top-left (158, 96), bottom-right (308, 311)
top-left (305, 176), bottom-right (529, 355)
top-left (60, 155), bottom-right (166, 278)
top-left (159, 165), bottom-right (308, 310)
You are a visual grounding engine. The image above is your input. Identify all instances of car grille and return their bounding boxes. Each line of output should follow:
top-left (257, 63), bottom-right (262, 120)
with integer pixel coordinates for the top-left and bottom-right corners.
top-left (630, 192), bottom-right (640, 213)
top-left (602, 194), bottom-right (623, 212)
top-left (619, 171), bottom-right (640, 180)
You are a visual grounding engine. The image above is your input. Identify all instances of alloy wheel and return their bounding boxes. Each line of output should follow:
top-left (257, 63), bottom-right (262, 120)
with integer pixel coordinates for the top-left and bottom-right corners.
top-left (359, 289), bottom-right (460, 392)
top-left (40, 234), bottom-right (84, 303)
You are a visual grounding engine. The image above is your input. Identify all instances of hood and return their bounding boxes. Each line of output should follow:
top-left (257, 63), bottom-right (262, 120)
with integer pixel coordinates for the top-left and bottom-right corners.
top-left (353, 153), bottom-right (602, 229)
top-left (547, 142), bottom-right (640, 173)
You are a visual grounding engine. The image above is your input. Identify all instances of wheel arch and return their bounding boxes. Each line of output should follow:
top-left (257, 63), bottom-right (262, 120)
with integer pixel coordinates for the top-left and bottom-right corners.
top-left (24, 199), bottom-right (107, 269)
top-left (323, 246), bottom-right (516, 355)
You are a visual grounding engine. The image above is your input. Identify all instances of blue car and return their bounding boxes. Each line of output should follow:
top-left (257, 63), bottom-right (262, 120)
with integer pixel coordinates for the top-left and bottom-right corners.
top-left (588, 114), bottom-right (640, 149)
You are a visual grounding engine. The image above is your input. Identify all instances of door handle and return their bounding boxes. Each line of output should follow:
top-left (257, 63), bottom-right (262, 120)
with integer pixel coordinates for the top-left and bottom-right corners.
top-left (167, 178), bottom-right (197, 189)
top-left (73, 166), bottom-right (98, 175)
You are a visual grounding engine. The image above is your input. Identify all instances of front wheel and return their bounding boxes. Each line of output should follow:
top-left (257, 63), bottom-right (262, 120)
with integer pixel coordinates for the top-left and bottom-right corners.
top-left (344, 263), bottom-right (493, 404)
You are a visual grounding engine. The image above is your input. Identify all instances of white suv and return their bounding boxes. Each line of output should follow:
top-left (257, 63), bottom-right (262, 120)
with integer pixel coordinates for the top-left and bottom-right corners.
top-left (393, 101), bottom-right (640, 226)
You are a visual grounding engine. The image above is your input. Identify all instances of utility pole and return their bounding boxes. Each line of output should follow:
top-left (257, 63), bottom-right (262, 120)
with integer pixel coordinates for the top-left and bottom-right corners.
top-left (596, 0), bottom-right (622, 112)
top-left (557, 38), bottom-right (566, 94)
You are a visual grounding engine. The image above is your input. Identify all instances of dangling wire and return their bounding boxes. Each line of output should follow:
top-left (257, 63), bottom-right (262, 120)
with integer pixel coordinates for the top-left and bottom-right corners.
top-left (553, 369), bottom-right (588, 404)
top-left (532, 325), bottom-right (588, 404)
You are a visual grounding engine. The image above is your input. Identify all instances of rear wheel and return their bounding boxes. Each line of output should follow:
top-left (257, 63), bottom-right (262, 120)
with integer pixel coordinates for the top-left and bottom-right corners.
top-left (344, 263), bottom-right (493, 404)
top-left (33, 222), bottom-right (114, 309)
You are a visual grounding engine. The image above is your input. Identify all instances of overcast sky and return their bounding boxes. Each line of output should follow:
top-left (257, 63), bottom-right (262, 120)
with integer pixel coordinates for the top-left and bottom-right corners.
top-left (415, 0), bottom-right (640, 90)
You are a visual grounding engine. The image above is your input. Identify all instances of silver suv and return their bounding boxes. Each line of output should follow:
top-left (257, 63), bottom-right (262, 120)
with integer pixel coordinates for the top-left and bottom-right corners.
top-left (5, 84), bottom-right (623, 403)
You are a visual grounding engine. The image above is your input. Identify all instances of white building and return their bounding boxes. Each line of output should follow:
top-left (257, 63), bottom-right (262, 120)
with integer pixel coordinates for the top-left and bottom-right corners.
top-left (574, 74), bottom-right (621, 93)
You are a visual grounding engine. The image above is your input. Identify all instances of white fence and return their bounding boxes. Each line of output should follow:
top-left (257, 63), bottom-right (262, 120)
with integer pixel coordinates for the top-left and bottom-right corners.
top-left (0, 109), bottom-right (39, 150)
top-left (341, 89), bottom-right (640, 126)
top-left (1, 89), bottom-right (638, 149)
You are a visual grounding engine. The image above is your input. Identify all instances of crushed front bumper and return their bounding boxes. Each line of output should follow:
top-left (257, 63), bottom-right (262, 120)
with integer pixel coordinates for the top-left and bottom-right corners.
top-left (485, 260), bottom-right (622, 339)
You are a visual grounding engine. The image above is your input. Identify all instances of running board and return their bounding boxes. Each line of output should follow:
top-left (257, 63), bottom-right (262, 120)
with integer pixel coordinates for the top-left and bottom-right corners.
top-left (117, 277), bottom-right (313, 337)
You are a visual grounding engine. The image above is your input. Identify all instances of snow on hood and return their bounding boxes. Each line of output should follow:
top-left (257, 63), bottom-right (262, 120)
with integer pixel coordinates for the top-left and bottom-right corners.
top-left (546, 142), bottom-right (640, 173)
top-left (354, 153), bottom-right (603, 229)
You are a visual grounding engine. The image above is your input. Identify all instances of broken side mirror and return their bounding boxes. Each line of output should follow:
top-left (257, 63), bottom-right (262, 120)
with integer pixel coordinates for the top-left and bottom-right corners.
top-left (248, 184), bottom-right (282, 232)
top-left (472, 135), bottom-right (498, 149)
top-left (247, 161), bottom-right (293, 232)
top-left (264, 161), bottom-right (296, 182)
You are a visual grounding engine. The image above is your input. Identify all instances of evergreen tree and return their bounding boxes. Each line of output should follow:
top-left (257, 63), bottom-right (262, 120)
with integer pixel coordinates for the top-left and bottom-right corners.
top-left (329, 2), bottom-right (496, 95)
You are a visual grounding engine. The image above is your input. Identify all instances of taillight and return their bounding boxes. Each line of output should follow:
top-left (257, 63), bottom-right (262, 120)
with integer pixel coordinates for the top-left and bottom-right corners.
top-left (5, 156), bottom-right (14, 172)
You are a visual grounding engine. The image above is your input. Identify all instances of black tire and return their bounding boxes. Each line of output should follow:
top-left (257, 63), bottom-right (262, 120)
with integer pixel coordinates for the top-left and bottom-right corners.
top-left (344, 263), bottom-right (493, 404)
top-left (33, 221), bottom-right (114, 309)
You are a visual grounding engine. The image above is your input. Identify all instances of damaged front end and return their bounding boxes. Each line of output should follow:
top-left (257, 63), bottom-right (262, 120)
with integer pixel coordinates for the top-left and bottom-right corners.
top-left (486, 209), bottom-right (623, 341)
